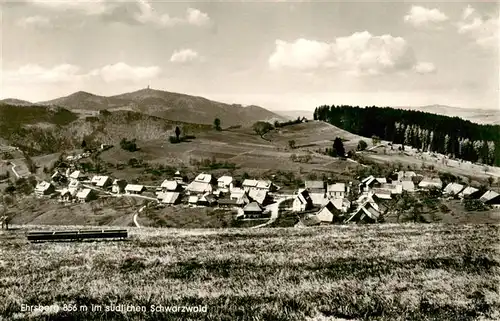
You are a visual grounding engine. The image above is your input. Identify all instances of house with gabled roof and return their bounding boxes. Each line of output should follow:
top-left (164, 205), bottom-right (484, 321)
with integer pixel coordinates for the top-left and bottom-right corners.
top-left (90, 175), bottom-right (112, 188)
top-left (194, 173), bottom-right (213, 184)
top-left (76, 188), bottom-right (96, 203)
top-left (157, 192), bottom-right (180, 205)
top-left (443, 183), bottom-right (465, 197)
top-left (35, 181), bottom-right (55, 197)
top-left (242, 179), bottom-right (258, 192)
top-left (371, 188), bottom-right (392, 200)
top-left (397, 171), bottom-right (416, 181)
top-left (249, 189), bottom-right (271, 206)
top-left (186, 181), bottom-right (213, 195)
top-left (59, 188), bottom-right (77, 202)
top-left (418, 177), bottom-right (443, 189)
top-left (345, 201), bottom-right (380, 224)
top-left (217, 175), bottom-right (233, 192)
top-left (243, 202), bottom-right (264, 218)
top-left (293, 189), bottom-right (313, 212)
top-left (314, 201), bottom-right (342, 224)
top-left (401, 177), bottom-right (415, 192)
top-left (160, 179), bottom-right (180, 192)
top-left (111, 179), bottom-right (127, 194)
top-left (458, 186), bottom-right (481, 199)
top-left (125, 184), bottom-right (146, 194)
top-left (480, 190), bottom-right (500, 205)
top-left (327, 183), bottom-right (346, 199)
top-left (188, 195), bottom-right (199, 206)
top-left (69, 170), bottom-right (86, 181)
top-left (381, 183), bottom-right (403, 195)
top-left (305, 180), bottom-right (325, 192)
top-left (331, 198), bottom-right (351, 213)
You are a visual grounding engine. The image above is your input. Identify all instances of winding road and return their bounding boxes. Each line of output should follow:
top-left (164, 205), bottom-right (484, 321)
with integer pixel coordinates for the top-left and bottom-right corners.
top-left (133, 206), bottom-right (146, 228)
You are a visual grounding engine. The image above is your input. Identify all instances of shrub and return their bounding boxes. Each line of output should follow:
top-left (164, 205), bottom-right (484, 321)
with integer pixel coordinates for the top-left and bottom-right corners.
top-left (357, 140), bottom-right (368, 151)
top-left (120, 138), bottom-right (138, 152)
top-left (463, 199), bottom-right (489, 212)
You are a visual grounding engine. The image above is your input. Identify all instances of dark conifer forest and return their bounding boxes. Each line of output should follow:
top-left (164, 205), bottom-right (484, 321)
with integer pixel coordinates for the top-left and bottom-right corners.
top-left (313, 105), bottom-right (500, 166)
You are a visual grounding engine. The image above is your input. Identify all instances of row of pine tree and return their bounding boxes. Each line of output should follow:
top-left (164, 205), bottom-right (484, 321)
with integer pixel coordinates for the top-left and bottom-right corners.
top-left (313, 105), bottom-right (500, 166)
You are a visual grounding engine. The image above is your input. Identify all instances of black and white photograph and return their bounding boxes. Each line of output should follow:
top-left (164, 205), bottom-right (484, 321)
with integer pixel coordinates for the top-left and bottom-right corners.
top-left (0, 0), bottom-right (499, 320)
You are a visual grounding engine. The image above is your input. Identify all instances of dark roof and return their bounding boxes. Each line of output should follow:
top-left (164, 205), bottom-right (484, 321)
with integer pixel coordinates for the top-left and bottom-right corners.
top-left (243, 202), bottom-right (263, 213)
top-left (218, 199), bottom-right (237, 205)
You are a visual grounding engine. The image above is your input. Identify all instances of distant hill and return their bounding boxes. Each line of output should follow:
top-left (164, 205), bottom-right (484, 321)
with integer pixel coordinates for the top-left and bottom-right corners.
top-left (0, 103), bottom-right (212, 156)
top-left (0, 98), bottom-right (34, 106)
top-left (37, 89), bottom-right (286, 126)
top-left (276, 110), bottom-right (314, 120)
top-left (397, 105), bottom-right (500, 125)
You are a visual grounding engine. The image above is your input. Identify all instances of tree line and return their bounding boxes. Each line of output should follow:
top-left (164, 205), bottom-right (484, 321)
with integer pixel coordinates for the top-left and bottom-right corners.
top-left (314, 105), bottom-right (500, 166)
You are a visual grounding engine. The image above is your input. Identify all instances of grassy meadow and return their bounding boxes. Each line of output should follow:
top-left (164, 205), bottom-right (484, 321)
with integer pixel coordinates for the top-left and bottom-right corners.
top-left (0, 224), bottom-right (499, 321)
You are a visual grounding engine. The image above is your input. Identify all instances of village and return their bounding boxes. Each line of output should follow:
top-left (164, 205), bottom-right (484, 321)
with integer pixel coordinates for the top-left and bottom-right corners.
top-left (31, 151), bottom-right (500, 227)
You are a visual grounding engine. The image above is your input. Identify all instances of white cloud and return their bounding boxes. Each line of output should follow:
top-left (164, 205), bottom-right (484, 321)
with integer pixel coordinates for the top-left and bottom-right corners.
top-left (186, 8), bottom-right (211, 26)
top-left (457, 6), bottom-right (498, 49)
top-left (4, 64), bottom-right (84, 84)
top-left (269, 39), bottom-right (333, 70)
top-left (89, 62), bottom-right (162, 82)
top-left (26, 0), bottom-right (110, 16)
top-left (414, 62), bottom-right (437, 74)
top-left (3, 63), bottom-right (161, 85)
top-left (403, 6), bottom-right (449, 28)
top-left (21, 0), bottom-right (211, 28)
top-left (170, 49), bottom-right (202, 64)
top-left (268, 32), bottom-right (428, 76)
top-left (17, 15), bottom-right (52, 28)
top-left (462, 5), bottom-right (475, 20)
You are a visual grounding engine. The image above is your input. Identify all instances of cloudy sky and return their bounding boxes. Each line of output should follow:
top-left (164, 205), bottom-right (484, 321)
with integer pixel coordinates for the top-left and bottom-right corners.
top-left (1, 0), bottom-right (498, 112)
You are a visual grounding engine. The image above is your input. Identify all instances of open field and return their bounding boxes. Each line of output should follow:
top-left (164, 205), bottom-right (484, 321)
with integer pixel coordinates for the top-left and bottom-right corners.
top-left (98, 124), bottom-right (360, 178)
top-left (1, 224), bottom-right (499, 321)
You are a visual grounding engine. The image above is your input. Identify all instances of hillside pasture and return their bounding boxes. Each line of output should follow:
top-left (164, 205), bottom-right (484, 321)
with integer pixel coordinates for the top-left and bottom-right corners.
top-left (0, 224), bottom-right (498, 321)
top-left (98, 128), bottom-right (358, 178)
top-left (265, 121), bottom-right (371, 151)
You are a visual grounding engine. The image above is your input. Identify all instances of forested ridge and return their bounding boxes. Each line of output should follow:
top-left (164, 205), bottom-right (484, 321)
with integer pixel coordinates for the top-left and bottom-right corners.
top-left (314, 105), bottom-right (500, 166)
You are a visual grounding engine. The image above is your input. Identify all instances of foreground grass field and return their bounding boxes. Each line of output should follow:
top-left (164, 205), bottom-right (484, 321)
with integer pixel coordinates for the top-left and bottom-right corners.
top-left (1, 224), bottom-right (499, 321)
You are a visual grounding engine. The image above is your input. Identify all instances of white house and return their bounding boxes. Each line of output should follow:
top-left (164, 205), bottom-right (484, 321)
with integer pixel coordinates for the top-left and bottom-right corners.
top-left (90, 175), bottom-right (111, 188)
top-left (157, 192), bottom-right (180, 205)
top-left (418, 177), bottom-right (443, 189)
top-left (59, 188), bottom-right (77, 202)
top-left (242, 179), bottom-right (258, 192)
top-left (111, 179), bottom-right (127, 194)
top-left (217, 176), bottom-right (233, 191)
top-left (327, 183), bottom-right (346, 199)
top-left (76, 188), bottom-right (95, 203)
top-left (186, 181), bottom-right (213, 195)
top-left (194, 173), bottom-right (213, 184)
top-left (188, 195), bottom-right (199, 206)
top-left (314, 201), bottom-right (342, 223)
top-left (371, 188), bottom-right (392, 200)
top-left (160, 180), bottom-right (179, 192)
top-left (230, 187), bottom-right (246, 200)
top-left (401, 178), bottom-right (415, 192)
top-left (256, 180), bottom-right (275, 192)
top-left (480, 190), bottom-right (500, 205)
top-left (331, 198), bottom-right (351, 213)
top-left (35, 181), bottom-right (55, 197)
top-left (443, 183), bottom-right (465, 196)
top-left (458, 186), bottom-right (480, 199)
top-left (397, 171), bottom-right (416, 181)
top-left (293, 189), bottom-right (313, 212)
top-left (125, 184), bottom-right (146, 194)
top-left (248, 189), bottom-right (269, 205)
top-left (381, 183), bottom-right (403, 195)
top-left (69, 170), bottom-right (86, 181)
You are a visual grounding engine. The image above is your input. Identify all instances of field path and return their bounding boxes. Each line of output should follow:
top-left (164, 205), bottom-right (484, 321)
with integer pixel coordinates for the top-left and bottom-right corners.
top-left (133, 205), bottom-right (146, 228)
top-left (252, 196), bottom-right (293, 229)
